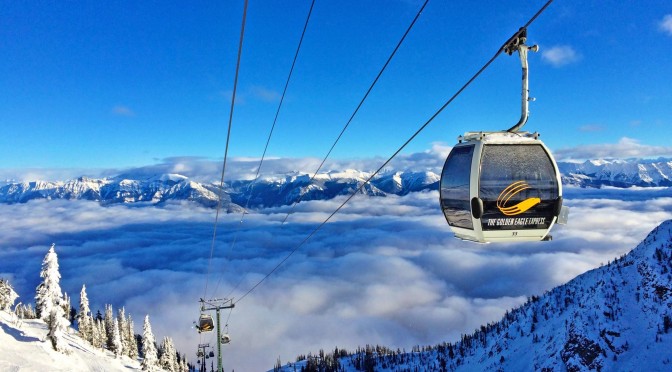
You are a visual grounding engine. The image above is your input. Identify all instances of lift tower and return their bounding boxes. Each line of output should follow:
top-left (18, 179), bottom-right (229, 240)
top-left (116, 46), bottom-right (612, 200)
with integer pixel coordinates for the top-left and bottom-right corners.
top-left (199, 298), bottom-right (235, 372)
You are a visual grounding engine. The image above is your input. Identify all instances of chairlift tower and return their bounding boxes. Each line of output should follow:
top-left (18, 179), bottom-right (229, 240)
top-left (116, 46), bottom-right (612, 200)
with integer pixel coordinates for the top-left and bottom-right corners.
top-left (199, 298), bottom-right (235, 372)
top-left (196, 343), bottom-right (210, 372)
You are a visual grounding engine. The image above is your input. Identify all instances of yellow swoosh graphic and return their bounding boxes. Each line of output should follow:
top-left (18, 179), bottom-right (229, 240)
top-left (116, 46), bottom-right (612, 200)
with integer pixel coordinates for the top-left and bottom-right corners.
top-left (496, 181), bottom-right (540, 216)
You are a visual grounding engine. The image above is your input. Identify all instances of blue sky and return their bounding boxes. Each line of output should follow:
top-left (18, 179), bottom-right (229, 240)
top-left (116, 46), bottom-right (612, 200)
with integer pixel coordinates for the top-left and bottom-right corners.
top-left (2, 0), bottom-right (671, 171)
top-left (2, 2), bottom-right (672, 369)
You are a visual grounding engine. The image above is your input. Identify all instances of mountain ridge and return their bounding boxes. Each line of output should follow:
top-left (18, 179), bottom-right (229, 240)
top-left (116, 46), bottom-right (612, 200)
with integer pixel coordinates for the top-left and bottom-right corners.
top-left (277, 219), bottom-right (672, 371)
top-left (0, 170), bottom-right (439, 209)
top-left (1, 158), bottom-right (670, 209)
top-left (560, 158), bottom-right (672, 187)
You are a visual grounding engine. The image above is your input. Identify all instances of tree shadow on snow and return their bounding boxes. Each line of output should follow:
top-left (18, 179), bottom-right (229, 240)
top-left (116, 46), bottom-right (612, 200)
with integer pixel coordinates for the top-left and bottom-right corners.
top-left (0, 321), bottom-right (41, 343)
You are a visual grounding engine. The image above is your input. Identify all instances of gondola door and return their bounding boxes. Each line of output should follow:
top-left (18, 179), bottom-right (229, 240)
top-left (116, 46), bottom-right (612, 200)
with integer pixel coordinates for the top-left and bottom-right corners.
top-left (477, 143), bottom-right (561, 241)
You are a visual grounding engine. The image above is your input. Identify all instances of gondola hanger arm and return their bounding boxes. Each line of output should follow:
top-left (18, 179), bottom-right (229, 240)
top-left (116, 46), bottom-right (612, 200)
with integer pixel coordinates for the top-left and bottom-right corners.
top-left (505, 27), bottom-right (539, 133)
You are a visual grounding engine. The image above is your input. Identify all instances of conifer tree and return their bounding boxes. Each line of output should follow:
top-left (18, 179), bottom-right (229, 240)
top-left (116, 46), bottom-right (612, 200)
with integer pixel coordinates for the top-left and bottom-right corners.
top-left (112, 317), bottom-right (123, 357)
top-left (35, 244), bottom-right (71, 353)
top-left (0, 278), bottom-right (19, 311)
top-left (118, 307), bottom-right (130, 356)
top-left (14, 302), bottom-right (23, 319)
top-left (141, 315), bottom-right (159, 371)
top-left (159, 336), bottom-right (177, 371)
top-left (126, 314), bottom-right (139, 359)
top-left (19, 303), bottom-right (36, 319)
top-left (105, 304), bottom-right (115, 350)
top-left (77, 284), bottom-right (92, 343)
top-left (35, 244), bottom-right (63, 320)
top-left (93, 318), bottom-right (105, 349)
top-left (61, 291), bottom-right (71, 320)
top-left (179, 356), bottom-right (189, 372)
top-left (47, 306), bottom-right (71, 354)
top-left (90, 315), bottom-right (100, 347)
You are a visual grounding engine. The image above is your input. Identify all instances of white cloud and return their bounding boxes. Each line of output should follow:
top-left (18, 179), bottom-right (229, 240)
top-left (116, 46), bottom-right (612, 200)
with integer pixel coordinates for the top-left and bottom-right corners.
top-left (54, 144), bottom-right (448, 184)
top-left (249, 85), bottom-right (282, 103)
top-left (8, 136), bottom-right (667, 187)
top-left (1, 186), bottom-right (671, 370)
top-left (659, 14), bottom-right (672, 36)
top-left (541, 45), bottom-right (580, 67)
top-left (0, 168), bottom-right (109, 183)
top-left (111, 105), bottom-right (135, 117)
top-left (554, 137), bottom-right (672, 161)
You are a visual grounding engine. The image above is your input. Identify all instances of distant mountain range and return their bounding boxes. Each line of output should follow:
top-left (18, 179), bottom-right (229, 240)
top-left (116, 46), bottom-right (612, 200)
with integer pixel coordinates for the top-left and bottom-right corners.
top-left (277, 219), bottom-right (672, 371)
top-left (0, 174), bottom-right (241, 211)
top-left (0, 170), bottom-right (439, 209)
top-left (560, 158), bottom-right (672, 187)
top-left (1, 158), bottom-right (670, 208)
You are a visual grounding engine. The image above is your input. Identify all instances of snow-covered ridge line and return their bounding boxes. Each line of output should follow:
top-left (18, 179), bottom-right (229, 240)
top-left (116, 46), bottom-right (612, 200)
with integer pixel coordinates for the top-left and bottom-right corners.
top-left (0, 170), bottom-right (439, 209)
top-left (560, 158), bottom-right (672, 187)
top-left (1, 158), bottom-right (671, 208)
top-left (277, 220), bottom-right (672, 371)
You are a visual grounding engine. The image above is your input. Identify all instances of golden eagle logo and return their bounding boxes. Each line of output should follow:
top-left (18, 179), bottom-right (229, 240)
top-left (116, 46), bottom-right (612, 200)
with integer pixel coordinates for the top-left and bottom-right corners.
top-left (496, 181), bottom-right (540, 216)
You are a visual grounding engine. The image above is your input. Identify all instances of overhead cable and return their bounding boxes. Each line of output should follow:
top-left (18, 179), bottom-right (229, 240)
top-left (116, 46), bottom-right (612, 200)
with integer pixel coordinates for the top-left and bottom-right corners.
top-left (281, 0), bottom-right (431, 224)
top-left (234, 0), bottom-right (554, 305)
top-left (203, 0), bottom-right (249, 300)
top-left (215, 0), bottom-right (317, 299)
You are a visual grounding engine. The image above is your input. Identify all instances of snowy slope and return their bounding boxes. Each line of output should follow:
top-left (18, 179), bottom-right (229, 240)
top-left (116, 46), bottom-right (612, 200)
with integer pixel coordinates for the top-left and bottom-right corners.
top-left (278, 220), bottom-right (672, 371)
top-left (0, 310), bottom-right (141, 371)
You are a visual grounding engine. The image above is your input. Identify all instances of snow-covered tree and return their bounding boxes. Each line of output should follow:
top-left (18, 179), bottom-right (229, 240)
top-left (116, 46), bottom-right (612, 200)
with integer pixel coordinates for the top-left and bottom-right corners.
top-left (141, 315), bottom-right (159, 371)
top-left (112, 317), bottom-right (123, 357)
top-left (16, 303), bottom-right (36, 319)
top-left (47, 306), bottom-right (71, 354)
top-left (126, 314), bottom-right (139, 359)
top-left (159, 336), bottom-right (177, 371)
top-left (179, 356), bottom-right (188, 372)
top-left (118, 307), bottom-right (130, 356)
top-left (0, 278), bottom-right (19, 311)
top-left (61, 291), bottom-right (71, 320)
top-left (92, 317), bottom-right (105, 349)
top-left (104, 304), bottom-right (115, 350)
top-left (77, 284), bottom-right (92, 343)
top-left (35, 244), bottom-right (71, 353)
top-left (35, 244), bottom-right (63, 320)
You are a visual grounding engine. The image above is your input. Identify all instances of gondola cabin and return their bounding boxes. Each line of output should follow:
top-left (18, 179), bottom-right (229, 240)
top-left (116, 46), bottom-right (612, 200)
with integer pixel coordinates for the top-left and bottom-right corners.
top-left (440, 131), bottom-right (567, 243)
top-left (197, 314), bottom-right (214, 333)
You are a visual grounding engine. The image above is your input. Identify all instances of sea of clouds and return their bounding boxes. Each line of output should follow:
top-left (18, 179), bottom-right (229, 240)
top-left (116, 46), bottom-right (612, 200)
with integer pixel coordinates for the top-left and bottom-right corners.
top-left (2, 181), bottom-right (672, 370)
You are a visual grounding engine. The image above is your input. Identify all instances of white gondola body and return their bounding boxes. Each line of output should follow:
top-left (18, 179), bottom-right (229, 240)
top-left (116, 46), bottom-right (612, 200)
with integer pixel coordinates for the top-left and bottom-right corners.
top-left (440, 132), bottom-right (566, 243)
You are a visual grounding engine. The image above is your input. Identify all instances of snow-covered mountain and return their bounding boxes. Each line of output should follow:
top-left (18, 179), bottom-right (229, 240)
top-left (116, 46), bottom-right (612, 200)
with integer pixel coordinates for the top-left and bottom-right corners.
top-left (560, 158), bottom-right (672, 187)
top-left (0, 170), bottom-right (439, 209)
top-left (277, 219), bottom-right (672, 371)
top-left (1, 158), bottom-right (671, 209)
top-left (0, 174), bottom-right (243, 211)
top-left (0, 310), bottom-right (141, 371)
top-left (229, 170), bottom-right (439, 208)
